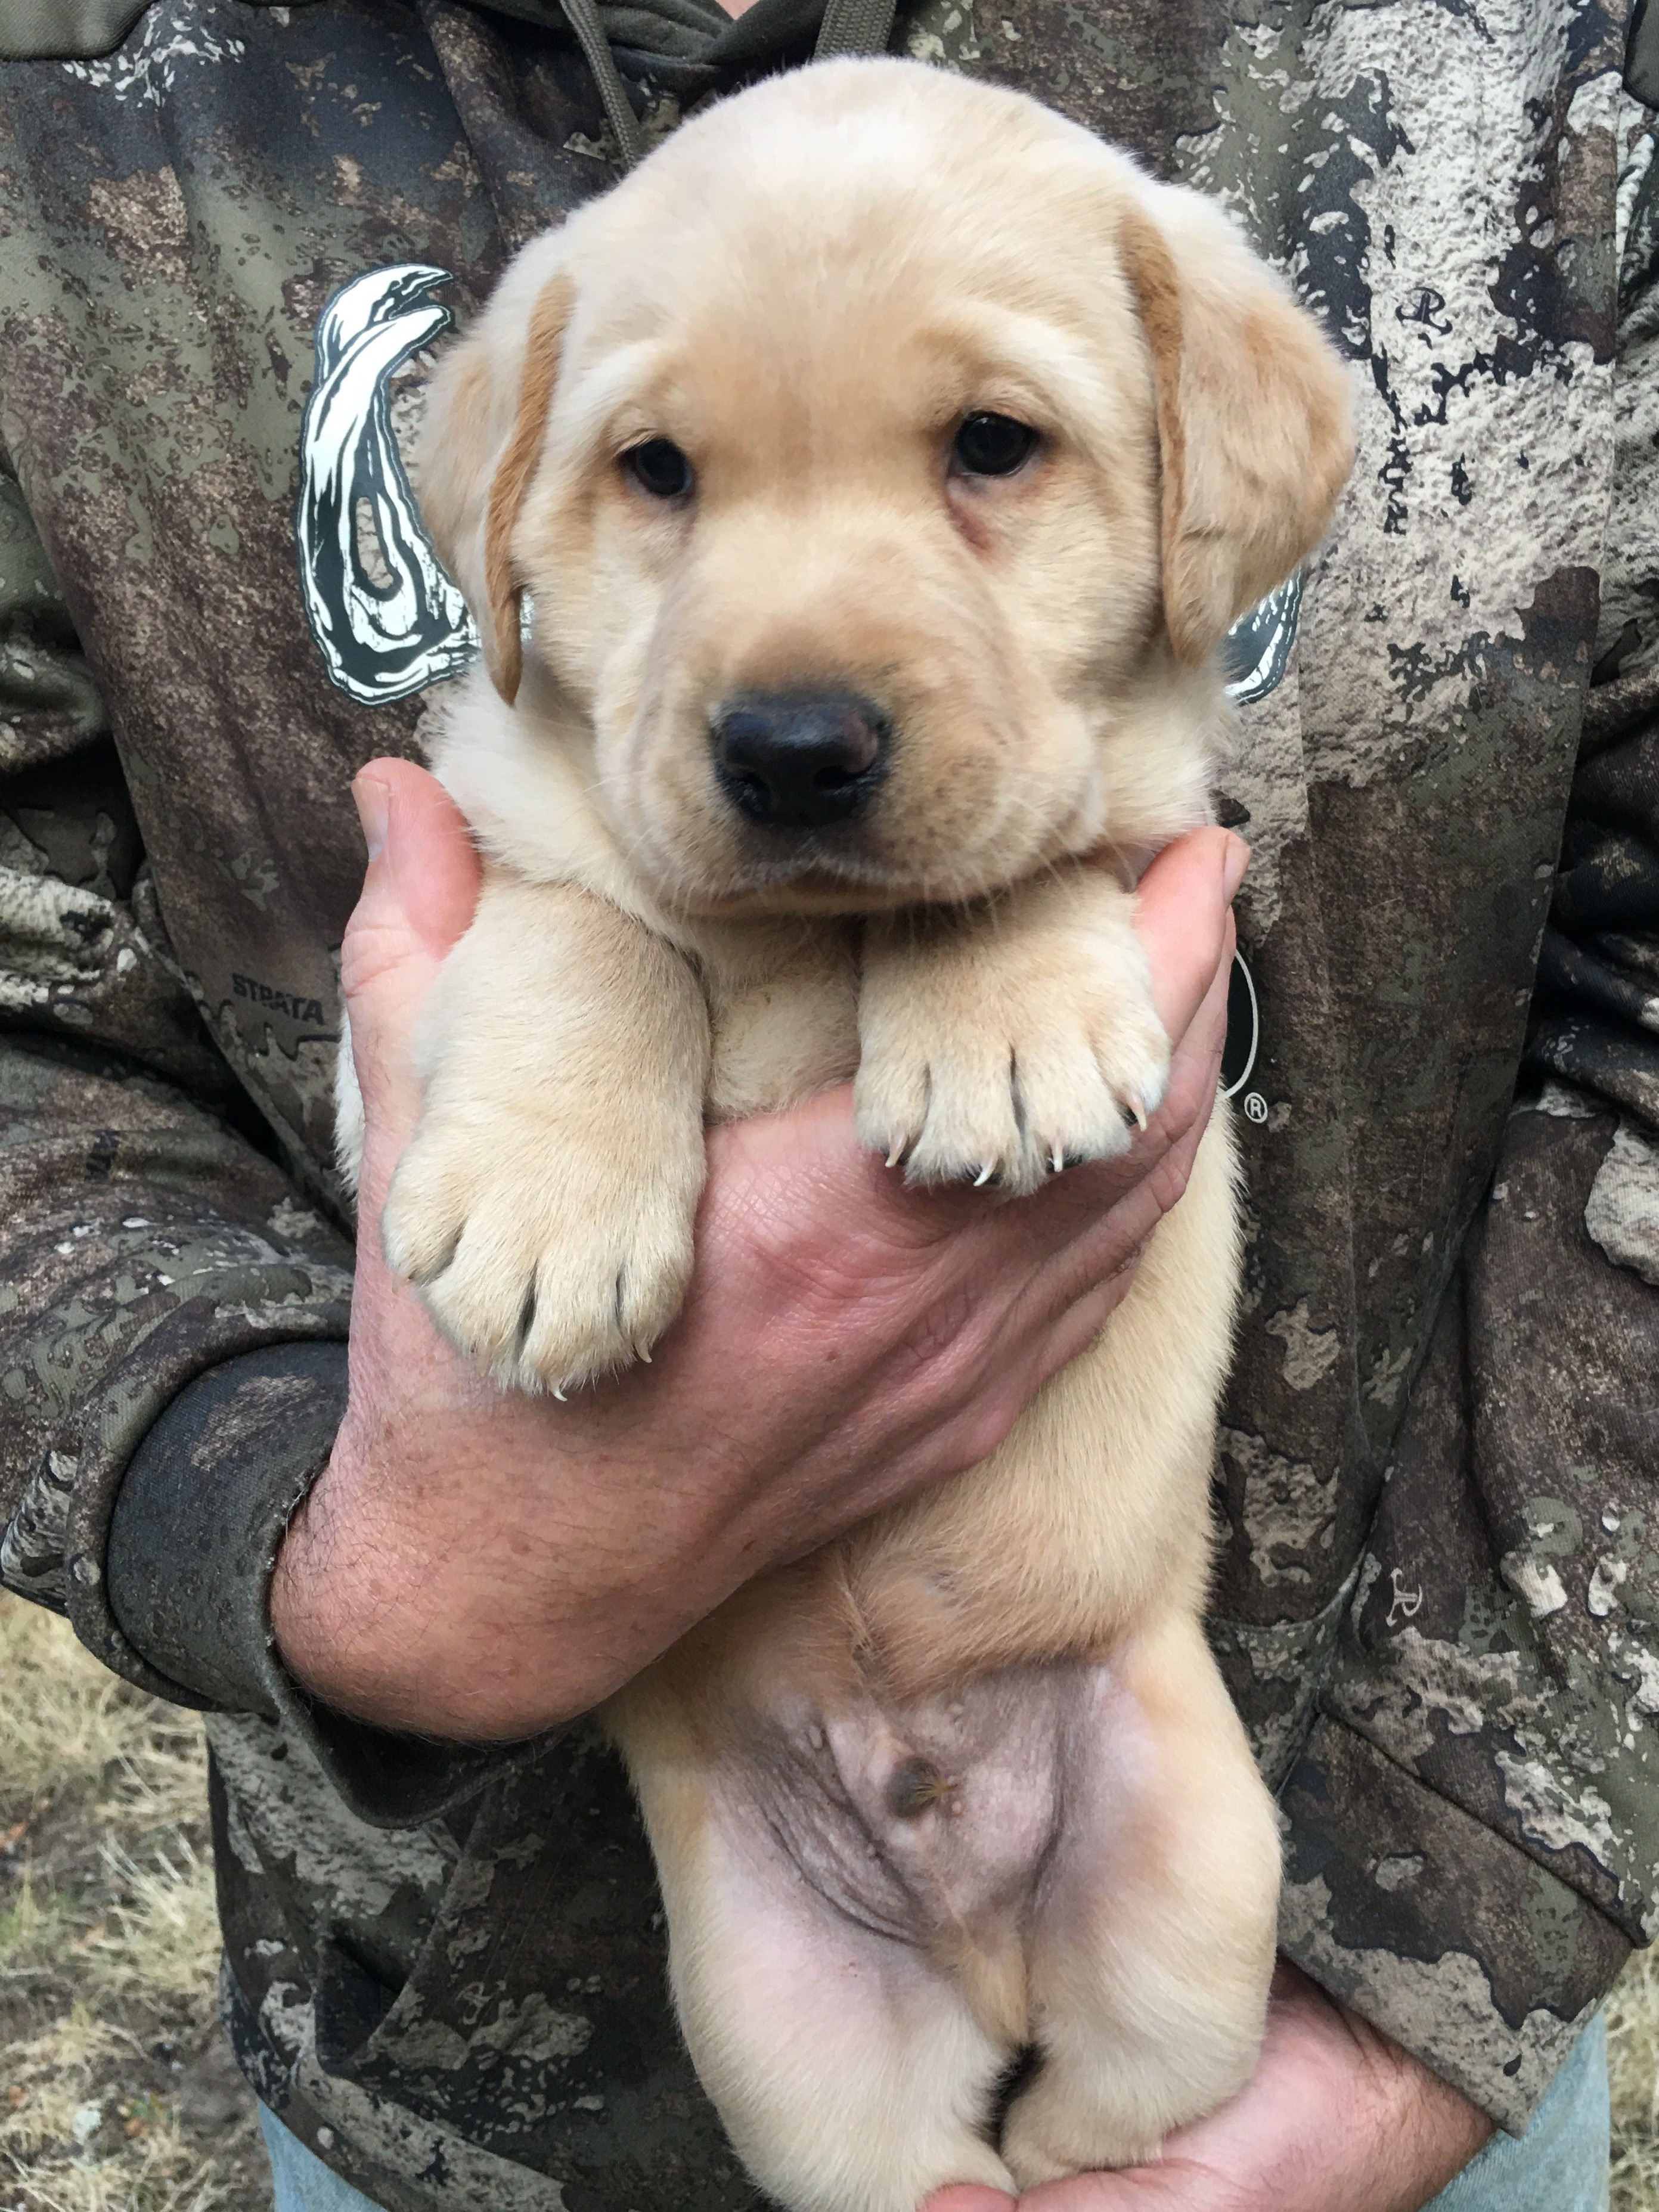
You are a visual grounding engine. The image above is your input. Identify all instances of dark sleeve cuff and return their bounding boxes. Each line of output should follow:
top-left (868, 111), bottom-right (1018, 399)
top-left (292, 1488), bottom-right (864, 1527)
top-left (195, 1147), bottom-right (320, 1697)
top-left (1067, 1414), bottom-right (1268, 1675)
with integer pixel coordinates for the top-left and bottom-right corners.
top-left (107, 1345), bottom-right (555, 1827)
top-left (1277, 1715), bottom-right (1628, 2135)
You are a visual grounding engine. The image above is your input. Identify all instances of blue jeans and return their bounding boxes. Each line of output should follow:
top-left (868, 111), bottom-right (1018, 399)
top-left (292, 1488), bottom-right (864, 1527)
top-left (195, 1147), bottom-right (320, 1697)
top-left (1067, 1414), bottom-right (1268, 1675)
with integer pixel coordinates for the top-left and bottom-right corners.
top-left (1423, 2014), bottom-right (1610, 2212)
top-left (259, 2105), bottom-right (387, 2212)
top-left (259, 2015), bottom-right (1611, 2211)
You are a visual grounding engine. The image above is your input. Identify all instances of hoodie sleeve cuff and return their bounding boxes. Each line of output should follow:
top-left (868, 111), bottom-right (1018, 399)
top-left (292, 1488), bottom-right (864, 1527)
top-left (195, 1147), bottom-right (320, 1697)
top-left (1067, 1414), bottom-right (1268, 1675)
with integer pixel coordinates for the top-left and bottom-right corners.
top-left (1277, 1715), bottom-right (1628, 2135)
top-left (106, 1344), bottom-right (559, 1828)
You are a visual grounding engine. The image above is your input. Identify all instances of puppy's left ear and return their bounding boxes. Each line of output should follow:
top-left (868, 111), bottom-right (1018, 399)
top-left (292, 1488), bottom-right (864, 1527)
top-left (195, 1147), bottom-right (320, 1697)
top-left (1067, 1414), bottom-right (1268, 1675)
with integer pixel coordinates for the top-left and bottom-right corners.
top-left (1117, 182), bottom-right (1353, 665)
top-left (417, 236), bottom-right (575, 703)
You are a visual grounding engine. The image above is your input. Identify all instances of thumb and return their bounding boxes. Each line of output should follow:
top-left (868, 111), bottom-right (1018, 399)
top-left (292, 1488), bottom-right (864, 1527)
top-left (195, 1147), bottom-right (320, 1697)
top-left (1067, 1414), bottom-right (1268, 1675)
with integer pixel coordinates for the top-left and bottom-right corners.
top-left (341, 758), bottom-right (480, 1175)
top-left (1134, 826), bottom-right (1248, 1047)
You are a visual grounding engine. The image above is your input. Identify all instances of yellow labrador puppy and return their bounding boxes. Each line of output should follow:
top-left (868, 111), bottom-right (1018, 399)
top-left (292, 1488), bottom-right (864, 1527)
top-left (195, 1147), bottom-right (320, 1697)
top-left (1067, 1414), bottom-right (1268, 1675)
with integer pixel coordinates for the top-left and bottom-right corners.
top-left (370, 56), bottom-right (1350, 2212)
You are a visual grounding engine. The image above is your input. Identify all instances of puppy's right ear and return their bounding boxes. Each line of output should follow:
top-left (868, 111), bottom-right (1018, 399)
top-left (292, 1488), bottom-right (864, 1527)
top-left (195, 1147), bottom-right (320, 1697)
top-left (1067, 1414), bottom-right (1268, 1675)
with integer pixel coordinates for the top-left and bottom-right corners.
top-left (418, 238), bottom-right (575, 705)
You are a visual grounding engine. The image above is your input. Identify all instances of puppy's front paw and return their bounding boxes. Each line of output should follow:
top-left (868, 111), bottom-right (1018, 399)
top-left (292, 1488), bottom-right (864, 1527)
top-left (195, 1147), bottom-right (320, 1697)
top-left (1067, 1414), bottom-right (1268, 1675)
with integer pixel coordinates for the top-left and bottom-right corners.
top-left (382, 1103), bottom-right (699, 1395)
top-left (855, 908), bottom-right (1170, 1196)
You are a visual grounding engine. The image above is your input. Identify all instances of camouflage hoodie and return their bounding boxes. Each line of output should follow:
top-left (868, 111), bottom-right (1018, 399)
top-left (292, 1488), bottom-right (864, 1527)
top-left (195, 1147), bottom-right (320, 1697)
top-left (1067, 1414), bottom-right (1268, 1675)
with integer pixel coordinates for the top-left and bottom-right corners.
top-left (0, 0), bottom-right (1657, 2204)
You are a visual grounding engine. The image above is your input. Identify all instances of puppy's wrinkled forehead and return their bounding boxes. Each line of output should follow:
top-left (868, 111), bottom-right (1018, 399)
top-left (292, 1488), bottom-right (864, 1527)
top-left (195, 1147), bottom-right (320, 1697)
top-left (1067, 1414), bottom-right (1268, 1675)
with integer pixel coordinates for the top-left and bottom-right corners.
top-left (550, 83), bottom-right (1142, 462)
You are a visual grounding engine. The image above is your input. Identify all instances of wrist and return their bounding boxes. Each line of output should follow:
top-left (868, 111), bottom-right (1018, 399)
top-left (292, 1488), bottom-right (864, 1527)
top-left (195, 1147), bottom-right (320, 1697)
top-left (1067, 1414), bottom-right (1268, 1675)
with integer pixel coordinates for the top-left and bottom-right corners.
top-left (1313, 1977), bottom-right (1493, 2210)
top-left (269, 1439), bottom-right (433, 1732)
top-left (1383, 2048), bottom-right (1492, 2208)
top-left (269, 1410), bottom-right (658, 1741)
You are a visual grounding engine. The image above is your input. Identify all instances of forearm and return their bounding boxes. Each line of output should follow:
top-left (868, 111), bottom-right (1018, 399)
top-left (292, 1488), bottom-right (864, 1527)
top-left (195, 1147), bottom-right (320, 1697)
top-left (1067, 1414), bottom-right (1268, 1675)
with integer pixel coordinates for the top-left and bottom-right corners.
top-left (0, 1032), bottom-right (352, 1680)
top-left (0, 1029), bottom-right (550, 1825)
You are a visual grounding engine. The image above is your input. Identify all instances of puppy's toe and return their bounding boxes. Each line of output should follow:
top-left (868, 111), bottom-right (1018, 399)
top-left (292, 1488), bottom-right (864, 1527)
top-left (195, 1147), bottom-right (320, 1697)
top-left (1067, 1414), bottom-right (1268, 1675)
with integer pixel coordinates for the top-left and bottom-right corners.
top-left (514, 1215), bottom-right (694, 1394)
top-left (1003, 1031), bottom-right (1142, 1190)
top-left (381, 1113), bottom-right (696, 1395)
top-left (417, 1223), bottom-right (545, 1387)
top-left (852, 1046), bottom-right (941, 1175)
top-left (380, 1140), bottom-right (554, 1386)
top-left (869, 1055), bottom-right (1027, 1190)
top-left (380, 1156), bottom-right (466, 1288)
top-left (1089, 1000), bottom-right (1172, 1134)
top-left (996, 985), bottom-right (1173, 1190)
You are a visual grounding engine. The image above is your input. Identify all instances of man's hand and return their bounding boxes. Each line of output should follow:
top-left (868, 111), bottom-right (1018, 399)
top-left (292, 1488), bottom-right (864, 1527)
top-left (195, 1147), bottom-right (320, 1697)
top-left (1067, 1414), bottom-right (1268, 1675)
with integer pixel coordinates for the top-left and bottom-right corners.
top-left (929, 1963), bottom-right (1494, 2212)
top-left (271, 758), bottom-right (1247, 1741)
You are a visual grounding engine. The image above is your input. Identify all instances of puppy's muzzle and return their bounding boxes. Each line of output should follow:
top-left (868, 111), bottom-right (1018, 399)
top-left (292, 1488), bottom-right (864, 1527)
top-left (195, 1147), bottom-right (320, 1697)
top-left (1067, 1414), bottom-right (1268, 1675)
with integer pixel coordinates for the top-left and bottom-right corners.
top-left (711, 691), bottom-right (890, 831)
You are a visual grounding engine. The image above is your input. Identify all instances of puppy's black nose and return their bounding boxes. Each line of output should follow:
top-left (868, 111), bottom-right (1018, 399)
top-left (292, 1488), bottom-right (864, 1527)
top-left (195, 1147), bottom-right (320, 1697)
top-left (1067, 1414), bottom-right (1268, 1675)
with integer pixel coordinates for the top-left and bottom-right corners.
top-left (712, 693), bottom-right (890, 830)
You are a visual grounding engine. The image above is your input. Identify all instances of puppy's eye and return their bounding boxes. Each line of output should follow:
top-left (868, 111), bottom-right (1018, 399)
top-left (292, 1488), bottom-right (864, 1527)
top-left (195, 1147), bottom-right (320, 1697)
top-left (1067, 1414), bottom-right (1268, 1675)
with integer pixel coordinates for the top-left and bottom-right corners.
top-left (952, 412), bottom-right (1038, 478)
top-left (624, 438), bottom-right (694, 500)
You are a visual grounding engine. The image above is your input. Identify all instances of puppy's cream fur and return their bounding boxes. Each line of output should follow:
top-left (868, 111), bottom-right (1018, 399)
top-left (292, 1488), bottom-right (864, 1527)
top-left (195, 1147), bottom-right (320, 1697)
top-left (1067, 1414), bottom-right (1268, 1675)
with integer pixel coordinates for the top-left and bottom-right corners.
top-left (348, 58), bottom-right (1350, 2212)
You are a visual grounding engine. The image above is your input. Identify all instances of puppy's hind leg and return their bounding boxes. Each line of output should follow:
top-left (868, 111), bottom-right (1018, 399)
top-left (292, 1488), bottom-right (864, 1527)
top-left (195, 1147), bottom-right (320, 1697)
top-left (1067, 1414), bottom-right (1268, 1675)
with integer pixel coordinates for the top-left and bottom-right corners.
top-left (1000, 1612), bottom-right (1280, 2185)
top-left (627, 1749), bottom-right (1020, 2212)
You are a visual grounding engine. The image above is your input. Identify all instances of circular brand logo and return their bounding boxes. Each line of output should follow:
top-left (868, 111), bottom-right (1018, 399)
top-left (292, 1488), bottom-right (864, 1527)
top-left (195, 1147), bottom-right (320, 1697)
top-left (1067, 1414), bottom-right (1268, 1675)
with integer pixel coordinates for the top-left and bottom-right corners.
top-left (1221, 950), bottom-right (1260, 1100)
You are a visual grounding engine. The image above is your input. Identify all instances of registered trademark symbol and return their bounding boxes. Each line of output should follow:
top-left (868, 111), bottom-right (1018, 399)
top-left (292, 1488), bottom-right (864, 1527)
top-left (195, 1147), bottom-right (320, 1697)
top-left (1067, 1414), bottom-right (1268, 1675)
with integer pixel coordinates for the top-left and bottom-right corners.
top-left (1243, 1091), bottom-right (1269, 1124)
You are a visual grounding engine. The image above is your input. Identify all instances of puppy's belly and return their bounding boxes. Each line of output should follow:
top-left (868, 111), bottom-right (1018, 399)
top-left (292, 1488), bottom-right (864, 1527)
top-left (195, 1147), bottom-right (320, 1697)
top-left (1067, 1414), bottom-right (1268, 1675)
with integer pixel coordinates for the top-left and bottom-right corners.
top-left (729, 1661), bottom-right (1130, 1975)
top-left (609, 1604), bottom-right (1276, 2207)
top-left (626, 1652), bottom-right (1154, 2061)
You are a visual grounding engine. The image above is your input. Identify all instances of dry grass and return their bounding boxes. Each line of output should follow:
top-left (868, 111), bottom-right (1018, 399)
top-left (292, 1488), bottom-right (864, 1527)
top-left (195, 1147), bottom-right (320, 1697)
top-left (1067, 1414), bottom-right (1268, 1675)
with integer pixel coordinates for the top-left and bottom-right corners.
top-left (1612, 1944), bottom-right (1659, 2211)
top-left (0, 1591), bottom-right (271, 2212)
top-left (2, 1589), bottom-right (1658, 2207)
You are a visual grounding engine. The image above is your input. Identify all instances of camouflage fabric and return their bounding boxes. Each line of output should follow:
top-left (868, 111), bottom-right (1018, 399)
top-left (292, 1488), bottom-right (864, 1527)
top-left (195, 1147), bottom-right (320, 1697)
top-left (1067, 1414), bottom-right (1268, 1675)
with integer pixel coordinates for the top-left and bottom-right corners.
top-left (0, 0), bottom-right (1656, 2202)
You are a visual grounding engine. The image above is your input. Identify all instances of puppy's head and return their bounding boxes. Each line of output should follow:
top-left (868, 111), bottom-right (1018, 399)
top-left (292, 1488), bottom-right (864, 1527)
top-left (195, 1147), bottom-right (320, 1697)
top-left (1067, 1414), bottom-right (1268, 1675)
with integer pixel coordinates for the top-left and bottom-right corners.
top-left (420, 60), bottom-right (1351, 913)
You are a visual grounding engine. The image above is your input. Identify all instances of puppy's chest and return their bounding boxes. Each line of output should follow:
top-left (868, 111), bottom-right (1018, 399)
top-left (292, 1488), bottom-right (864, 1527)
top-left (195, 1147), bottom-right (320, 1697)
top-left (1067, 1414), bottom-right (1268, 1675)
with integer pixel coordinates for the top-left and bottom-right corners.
top-left (696, 918), bottom-right (863, 1124)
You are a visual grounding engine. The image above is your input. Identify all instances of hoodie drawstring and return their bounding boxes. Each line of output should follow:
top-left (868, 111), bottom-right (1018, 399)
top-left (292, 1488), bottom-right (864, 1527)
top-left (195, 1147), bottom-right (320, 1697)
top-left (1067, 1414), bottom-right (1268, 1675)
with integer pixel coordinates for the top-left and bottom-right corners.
top-left (568, 0), bottom-right (895, 169)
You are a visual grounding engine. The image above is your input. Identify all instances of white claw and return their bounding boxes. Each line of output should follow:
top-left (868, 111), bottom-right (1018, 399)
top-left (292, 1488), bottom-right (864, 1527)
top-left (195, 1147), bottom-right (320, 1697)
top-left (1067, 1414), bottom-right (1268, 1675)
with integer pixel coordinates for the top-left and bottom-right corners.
top-left (973, 1162), bottom-right (995, 1187)
top-left (1051, 1144), bottom-right (1065, 1175)
top-left (1127, 1097), bottom-right (1149, 1133)
top-left (552, 1385), bottom-right (568, 1403)
top-left (886, 1138), bottom-right (906, 1168)
top-left (636, 1345), bottom-right (652, 1364)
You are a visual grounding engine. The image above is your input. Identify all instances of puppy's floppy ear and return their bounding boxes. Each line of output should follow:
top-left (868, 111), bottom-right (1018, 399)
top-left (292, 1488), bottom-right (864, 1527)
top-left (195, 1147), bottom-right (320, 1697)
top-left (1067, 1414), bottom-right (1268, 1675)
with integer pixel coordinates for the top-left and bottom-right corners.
top-left (1117, 185), bottom-right (1353, 665)
top-left (417, 236), bottom-right (575, 704)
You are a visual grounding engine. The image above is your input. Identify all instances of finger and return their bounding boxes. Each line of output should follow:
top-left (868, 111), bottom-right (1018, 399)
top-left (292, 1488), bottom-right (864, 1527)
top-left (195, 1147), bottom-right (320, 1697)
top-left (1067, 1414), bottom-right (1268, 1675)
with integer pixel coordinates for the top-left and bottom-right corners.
top-left (944, 837), bottom-right (1240, 1272)
top-left (342, 759), bottom-right (480, 1153)
top-left (1015, 2176), bottom-right (1174, 2210)
top-left (343, 757), bottom-right (480, 985)
top-left (924, 2191), bottom-right (1018, 2212)
top-left (1135, 826), bottom-right (1249, 1045)
top-left (1010, 1114), bottom-right (1198, 1398)
top-left (997, 904), bottom-right (1233, 1279)
top-left (821, 953), bottom-right (1223, 1513)
top-left (1018, 1243), bottom-right (1143, 1397)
